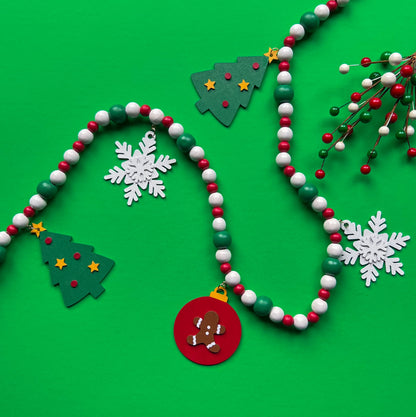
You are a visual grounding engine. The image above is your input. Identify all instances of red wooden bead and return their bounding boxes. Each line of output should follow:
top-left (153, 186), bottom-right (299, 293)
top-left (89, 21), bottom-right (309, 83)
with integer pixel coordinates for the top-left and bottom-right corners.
top-left (318, 289), bottom-right (330, 300)
top-left (212, 207), bottom-right (224, 218)
top-left (140, 104), bottom-right (151, 116)
top-left (315, 169), bottom-right (325, 179)
top-left (322, 133), bottom-right (333, 144)
top-left (330, 233), bottom-right (342, 243)
top-left (23, 206), bottom-right (36, 217)
top-left (279, 61), bottom-right (290, 71)
top-left (407, 148), bottom-right (416, 158)
top-left (207, 183), bottom-right (218, 193)
top-left (6, 225), bottom-right (18, 236)
top-left (58, 161), bottom-right (71, 172)
top-left (326, 0), bottom-right (338, 11)
top-left (282, 314), bottom-right (294, 327)
top-left (360, 164), bottom-right (371, 175)
top-left (385, 112), bottom-right (398, 123)
top-left (198, 159), bottom-right (209, 170)
top-left (369, 97), bottom-right (382, 109)
top-left (307, 312), bottom-right (320, 323)
top-left (390, 84), bottom-right (405, 98)
top-left (162, 116), bottom-right (174, 127)
top-left (73, 141), bottom-right (85, 153)
top-left (400, 65), bottom-right (414, 77)
top-left (220, 263), bottom-right (232, 274)
top-left (350, 92), bottom-right (361, 102)
top-left (283, 166), bottom-right (295, 177)
top-left (360, 57), bottom-right (371, 68)
top-left (284, 36), bottom-right (295, 47)
top-left (323, 208), bottom-right (335, 219)
top-left (87, 121), bottom-right (99, 133)
top-left (278, 141), bottom-right (290, 152)
top-left (280, 117), bottom-right (291, 127)
top-left (233, 284), bottom-right (245, 295)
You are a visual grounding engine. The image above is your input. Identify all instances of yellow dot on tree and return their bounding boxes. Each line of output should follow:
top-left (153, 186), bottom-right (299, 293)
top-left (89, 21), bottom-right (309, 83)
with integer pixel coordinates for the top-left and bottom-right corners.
top-left (238, 80), bottom-right (250, 91)
top-left (55, 258), bottom-right (67, 270)
top-left (88, 261), bottom-right (100, 273)
top-left (204, 79), bottom-right (216, 91)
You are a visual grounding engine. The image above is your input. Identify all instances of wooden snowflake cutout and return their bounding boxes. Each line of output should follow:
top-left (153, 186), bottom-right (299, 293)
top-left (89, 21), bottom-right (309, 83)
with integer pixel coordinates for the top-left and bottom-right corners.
top-left (340, 211), bottom-right (410, 287)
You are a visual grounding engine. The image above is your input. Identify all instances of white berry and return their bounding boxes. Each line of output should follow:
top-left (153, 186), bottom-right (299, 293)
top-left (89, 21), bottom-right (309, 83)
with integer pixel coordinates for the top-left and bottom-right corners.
top-left (335, 141), bottom-right (345, 151)
top-left (379, 126), bottom-right (390, 136)
top-left (388, 52), bottom-right (402, 66)
top-left (348, 103), bottom-right (359, 113)
top-left (361, 78), bottom-right (373, 89)
top-left (381, 72), bottom-right (396, 87)
top-left (409, 110), bottom-right (416, 120)
top-left (339, 64), bottom-right (350, 74)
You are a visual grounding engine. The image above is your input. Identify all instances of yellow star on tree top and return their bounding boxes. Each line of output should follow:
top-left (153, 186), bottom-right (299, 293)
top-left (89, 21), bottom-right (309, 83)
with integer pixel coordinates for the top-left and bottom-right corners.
top-left (88, 261), bottom-right (100, 273)
top-left (31, 222), bottom-right (46, 238)
top-left (238, 80), bottom-right (250, 91)
top-left (264, 47), bottom-right (278, 64)
top-left (55, 258), bottom-right (67, 270)
top-left (204, 79), bottom-right (216, 91)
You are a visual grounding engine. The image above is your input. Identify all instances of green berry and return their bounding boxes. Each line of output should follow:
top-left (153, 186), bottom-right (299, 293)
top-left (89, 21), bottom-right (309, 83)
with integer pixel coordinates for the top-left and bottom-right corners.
top-left (360, 111), bottom-right (372, 123)
top-left (253, 296), bottom-right (273, 317)
top-left (300, 12), bottom-right (320, 33)
top-left (401, 94), bottom-right (413, 105)
top-left (329, 106), bottom-right (340, 116)
top-left (298, 183), bottom-right (318, 203)
top-left (0, 246), bottom-right (6, 264)
top-left (109, 105), bottom-right (127, 124)
top-left (369, 72), bottom-right (381, 81)
top-left (176, 133), bottom-right (196, 152)
top-left (380, 51), bottom-right (391, 64)
top-left (338, 124), bottom-right (348, 133)
top-left (274, 85), bottom-right (294, 104)
top-left (213, 231), bottom-right (231, 249)
top-left (367, 150), bottom-right (377, 159)
top-left (396, 130), bottom-right (407, 141)
top-left (319, 149), bottom-right (328, 159)
top-left (37, 181), bottom-right (58, 200)
top-left (410, 74), bottom-right (416, 86)
top-left (322, 257), bottom-right (342, 275)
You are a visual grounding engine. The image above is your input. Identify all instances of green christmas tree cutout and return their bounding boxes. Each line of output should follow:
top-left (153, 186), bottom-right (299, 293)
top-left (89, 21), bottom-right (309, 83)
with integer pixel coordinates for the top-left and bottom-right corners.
top-left (37, 228), bottom-right (115, 307)
top-left (191, 55), bottom-right (269, 126)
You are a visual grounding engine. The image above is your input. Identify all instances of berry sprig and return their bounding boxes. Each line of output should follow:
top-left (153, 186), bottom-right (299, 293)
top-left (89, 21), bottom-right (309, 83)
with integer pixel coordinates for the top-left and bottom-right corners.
top-left (315, 51), bottom-right (416, 179)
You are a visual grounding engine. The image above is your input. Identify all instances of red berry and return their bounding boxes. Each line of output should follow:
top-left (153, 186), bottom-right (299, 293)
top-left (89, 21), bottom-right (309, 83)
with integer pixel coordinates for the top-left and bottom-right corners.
top-left (212, 207), bottom-right (224, 218)
top-left (283, 166), bottom-right (295, 177)
top-left (360, 57), bottom-right (372, 68)
top-left (278, 141), bottom-right (290, 152)
top-left (162, 116), bottom-right (174, 127)
top-left (315, 169), bottom-right (325, 179)
top-left (347, 124), bottom-right (354, 136)
top-left (350, 92), bottom-right (361, 102)
top-left (87, 121), bottom-right (99, 132)
top-left (385, 112), bottom-right (398, 123)
top-left (198, 159), bottom-right (209, 170)
top-left (326, 0), bottom-right (338, 11)
top-left (361, 164), bottom-right (371, 175)
top-left (284, 36), bottom-right (295, 47)
top-left (401, 65), bottom-right (414, 78)
top-left (220, 263), bottom-right (232, 274)
top-left (322, 133), bottom-right (333, 144)
top-left (233, 284), bottom-right (245, 295)
top-left (307, 312), bottom-right (320, 323)
top-left (282, 315), bottom-right (294, 327)
top-left (318, 289), bottom-right (330, 300)
top-left (140, 105), bottom-right (151, 116)
top-left (23, 206), bottom-right (35, 217)
top-left (390, 84), bottom-right (405, 98)
top-left (330, 233), bottom-right (342, 243)
top-left (58, 161), bottom-right (71, 172)
top-left (207, 183), bottom-right (218, 193)
top-left (407, 148), bottom-right (416, 158)
top-left (279, 61), bottom-right (290, 71)
top-left (280, 117), bottom-right (291, 127)
top-left (323, 208), bottom-right (335, 219)
top-left (369, 97), bottom-right (382, 109)
top-left (73, 141), bottom-right (85, 153)
top-left (6, 225), bottom-right (18, 236)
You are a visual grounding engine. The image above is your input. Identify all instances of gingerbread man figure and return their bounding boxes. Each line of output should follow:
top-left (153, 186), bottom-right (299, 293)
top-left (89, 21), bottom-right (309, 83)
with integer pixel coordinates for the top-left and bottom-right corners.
top-left (187, 311), bottom-right (226, 353)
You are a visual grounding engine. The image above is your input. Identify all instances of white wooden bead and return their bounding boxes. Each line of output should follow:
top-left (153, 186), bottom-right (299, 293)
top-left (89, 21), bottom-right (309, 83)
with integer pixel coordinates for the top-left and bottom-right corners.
top-left (212, 217), bottom-right (226, 231)
top-left (277, 71), bottom-right (292, 84)
top-left (314, 4), bottom-right (330, 20)
top-left (0, 231), bottom-right (11, 247)
top-left (337, 0), bottom-right (349, 6)
top-left (30, 194), bottom-right (47, 210)
top-left (348, 103), bottom-right (359, 113)
top-left (225, 271), bottom-right (241, 287)
top-left (409, 110), bottom-right (416, 120)
top-left (125, 102), bottom-right (141, 118)
top-left (275, 152), bottom-right (291, 167)
top-left (63, 149), bottom-right (80, 165)
top-left (388, 52), bottom-right (402, 66)
top-left (12, 213), bottom-right (29, 229)
top-left (290, 172), bottom-right (306, 188)
top-left (289, 24), bottom-right (305, 40)
top-left (208, 192), bottom-right (224, 207)
top-left (312, 298), bottom-right (328, 314)
top-left (50, 170), bottom-right (67, 186)
top-left (378, 126), bottom-right (389, 136)
top-left (202, 168), bottom-right (216, 183)
top-left (168, 123), bottom-right (184, 139)
top-left (189, 146), bottom-right (205, 161)
top-left (95, 110), bottom-right (110, 126)
top-left (311, 196), bottom-right (327, 212)
top-left (320, 274), bottom-right (337, 290)
top-left (278, 103), bottom-right (293, 116)
top-left (381, 72), bottom-right (396, 87)
top-left (78, 128), bottom-right (94, 145)
top-left (327, 243), bottom-right (343, 258)
top-left (335, 141), bottom-right (345, 151)
top-left (278, 47), bottom-right (293, 62)
top-left (323, 218), bottom-right (340, 233)
top-left (241, 290), bottom-right (257, 306)
top-left (277, 127), bottom-right (293, 141)
top-left (405, 125), bottom-right (415, 137)
top-left (294, 314), bottom-right (309, 330)
top-left (362, 78), bottom-right (373, 89)
top-left (149, 108), bottom-right (164, 125)
top-left (339, 64), bottom-right (349, 74)
top-left (216, 249), bottom-right (231, 263)
top-left (269, 306), bottom-right (284, 323)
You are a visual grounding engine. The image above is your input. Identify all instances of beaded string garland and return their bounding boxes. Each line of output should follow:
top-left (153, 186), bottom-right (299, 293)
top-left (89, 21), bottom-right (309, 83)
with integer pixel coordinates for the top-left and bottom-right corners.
top-left (0, 0), bottom-right (350, 365)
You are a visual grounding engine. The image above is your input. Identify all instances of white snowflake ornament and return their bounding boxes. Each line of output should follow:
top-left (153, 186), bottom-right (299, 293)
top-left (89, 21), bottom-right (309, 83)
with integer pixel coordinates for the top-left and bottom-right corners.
top-left (104, 130), bottom-right (176, 205)
top-left (340, 211), bottom-right (410, 287)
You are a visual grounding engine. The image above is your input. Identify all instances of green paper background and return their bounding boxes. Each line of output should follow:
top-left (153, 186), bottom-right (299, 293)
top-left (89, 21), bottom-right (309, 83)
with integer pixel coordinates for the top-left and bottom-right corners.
top-left (0, 1), bottom-right (415, 416)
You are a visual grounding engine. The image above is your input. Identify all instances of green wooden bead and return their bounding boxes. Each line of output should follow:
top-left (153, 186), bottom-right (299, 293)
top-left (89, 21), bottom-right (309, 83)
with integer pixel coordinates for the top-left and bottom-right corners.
top-left (274, 85), bottom-right (294, 104)
top-left (329, 106), bottom-right (340, 116)
top-left (322, 257), bottom-right (342, 275)
top-left (298, 183), bottom-right (318, 203)
top-left (410, 74), bottom-right (416, 86)
top-left (338, 124), bottom-right (348, 133)
top-left (176, 133), bottom-right (196, 152)
top-left (369, 72), bottom-right (381, 81)
top-left (253, 296), bottom-right (273, 317)
top-left (396, 130), bottom-right (407, 140)
top-left (319, 149), bottom-right (328, 159)
top-left (37, 181), bottom-right (58, 200)
top-left (300, 12), bottom-right (320, 33)
top-left (213, 231), bottom-right (232, 248)
top-left (0, 246), bottom-right (6, 264)
top-left (360, 111), bottom-right (372, 123)
top-left (109, 105), bottom-right (127, 124)
top-left (401, 94), bottom-right (413, 105)
top-left (367, 150), bottom-right (377, 159)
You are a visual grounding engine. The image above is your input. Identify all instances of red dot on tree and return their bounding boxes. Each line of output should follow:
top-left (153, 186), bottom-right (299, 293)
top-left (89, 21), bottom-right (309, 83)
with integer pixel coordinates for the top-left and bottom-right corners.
top-left (45, 237), bottom-right (53, 245)
top-left (73, 252), bottom-right (81, 260)
top-left (222, 101), bottom-right (229, 108)
top-left (252, 63), bottom-right (260, 70)
top-left (71, 280), bottom-right (78, 288)
top-left (224, 73), bottom-right (232, 80)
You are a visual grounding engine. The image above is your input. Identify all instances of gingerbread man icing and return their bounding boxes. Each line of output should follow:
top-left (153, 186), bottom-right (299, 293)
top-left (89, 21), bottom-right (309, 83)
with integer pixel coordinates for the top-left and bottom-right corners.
top-left (187, 311), bottom-right (226, 353)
